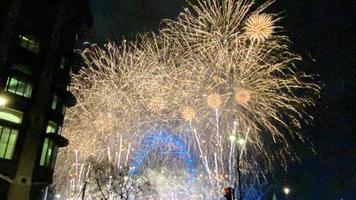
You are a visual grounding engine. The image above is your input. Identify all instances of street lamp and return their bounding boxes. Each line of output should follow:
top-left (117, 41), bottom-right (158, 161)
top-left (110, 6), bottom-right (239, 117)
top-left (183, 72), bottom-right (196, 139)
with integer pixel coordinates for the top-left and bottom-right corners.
top-left (283, 186), bottom-right (291, 199)
top-left (0, 95), bottom-right (8, 107)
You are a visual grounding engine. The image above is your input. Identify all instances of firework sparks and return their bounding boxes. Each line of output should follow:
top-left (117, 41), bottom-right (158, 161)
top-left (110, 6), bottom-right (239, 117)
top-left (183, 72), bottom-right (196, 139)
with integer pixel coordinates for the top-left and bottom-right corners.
top-left (55, 0), bottom-right (319, 198)
top-left (207, 93), bottom-right (223, 109)
top-left (234, 88), bottom-right (252, 106)
top-left (181, 106), bottom-right (196, 122)
top-left (244, 13), bottom-right (275, 43)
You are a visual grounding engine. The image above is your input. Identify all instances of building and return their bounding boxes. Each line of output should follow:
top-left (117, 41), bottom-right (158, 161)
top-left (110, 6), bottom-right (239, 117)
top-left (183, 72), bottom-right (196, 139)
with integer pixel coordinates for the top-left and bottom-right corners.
top-left (0, 0), bottom-right (92, 199)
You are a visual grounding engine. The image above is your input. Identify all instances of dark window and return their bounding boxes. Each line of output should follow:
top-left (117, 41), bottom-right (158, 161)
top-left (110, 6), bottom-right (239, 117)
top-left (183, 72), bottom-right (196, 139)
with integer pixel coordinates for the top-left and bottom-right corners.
top-left (59, 57), bottom-right (65, 69)
top-left (61, 104), bottom-right (66, 115)
top-left (11, 64), bottom-right (32, 75)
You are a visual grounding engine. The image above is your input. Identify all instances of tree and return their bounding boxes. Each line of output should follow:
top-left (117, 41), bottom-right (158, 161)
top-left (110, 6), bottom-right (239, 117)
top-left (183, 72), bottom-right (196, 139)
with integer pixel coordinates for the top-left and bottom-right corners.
top-left (81, 158), bottom-right (155, 200)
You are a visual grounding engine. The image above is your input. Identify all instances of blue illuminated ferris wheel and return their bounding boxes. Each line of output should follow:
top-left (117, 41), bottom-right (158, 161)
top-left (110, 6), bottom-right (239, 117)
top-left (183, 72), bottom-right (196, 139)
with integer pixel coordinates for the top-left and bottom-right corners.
top-left (129, 130), bottom-right (197, 183)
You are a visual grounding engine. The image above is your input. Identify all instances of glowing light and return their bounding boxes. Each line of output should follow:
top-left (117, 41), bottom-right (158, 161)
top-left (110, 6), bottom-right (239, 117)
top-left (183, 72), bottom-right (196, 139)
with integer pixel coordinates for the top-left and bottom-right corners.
top-left (283, 186), bottom-right (291, 195)
top-left (235, 88), bottom-right (252, 105)
top-left (229, 135), bottom-right (237, 142)
top-left (207, 93), bottom-right (222, 109)
top-left (181, 106), bottom-right (196, 121)
top-left (0, 96), bottom-right (8, 107)
top-left (245, 13), bottom-right (275, 42)
top-left (238, 138), bottom-right (246, 146)
top-left (129, 131), bottom-right (196, 183)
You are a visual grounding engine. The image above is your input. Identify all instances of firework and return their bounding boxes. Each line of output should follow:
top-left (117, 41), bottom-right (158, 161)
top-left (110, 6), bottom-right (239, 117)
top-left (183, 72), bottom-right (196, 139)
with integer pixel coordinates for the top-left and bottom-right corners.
top-left (234, 88), bottom-right (252, 106)
top-left (55, 0), bottom-right (319, 198)
top-left (181, 106), bottom-right (196, 122)
top-left (207, 93), bottom-right (223, 109)
top-left (244, 13), bottom-right (275, 43)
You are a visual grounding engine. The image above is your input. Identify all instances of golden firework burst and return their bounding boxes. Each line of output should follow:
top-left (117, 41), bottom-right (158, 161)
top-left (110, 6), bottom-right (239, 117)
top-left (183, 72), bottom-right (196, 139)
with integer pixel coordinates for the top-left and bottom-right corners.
top-left (181, 106), bottom-right (196, 121)
top-left (207, 93), bottom-right (222, 109)
top-left (147, 96), bottom-right (166, 114)
top-left (244, 13), bottom-right (275, 42)
top-left (234, 88), bottom-right (252, 105)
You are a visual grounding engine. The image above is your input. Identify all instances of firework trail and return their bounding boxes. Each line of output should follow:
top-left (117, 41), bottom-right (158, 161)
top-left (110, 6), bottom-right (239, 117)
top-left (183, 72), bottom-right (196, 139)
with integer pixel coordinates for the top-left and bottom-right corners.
top-left (54, 0), bottom-right (319, 198)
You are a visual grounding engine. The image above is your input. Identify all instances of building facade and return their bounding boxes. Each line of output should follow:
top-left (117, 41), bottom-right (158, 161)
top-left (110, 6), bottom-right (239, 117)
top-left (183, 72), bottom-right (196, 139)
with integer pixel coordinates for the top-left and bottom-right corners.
top-left (0, 0), bottom-right (92, 199)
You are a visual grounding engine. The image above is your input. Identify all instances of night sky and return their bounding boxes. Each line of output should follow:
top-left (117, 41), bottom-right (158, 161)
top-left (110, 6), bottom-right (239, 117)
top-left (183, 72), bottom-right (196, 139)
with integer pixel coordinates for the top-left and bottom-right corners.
top-left (87, 0), bottom-right (355, 199)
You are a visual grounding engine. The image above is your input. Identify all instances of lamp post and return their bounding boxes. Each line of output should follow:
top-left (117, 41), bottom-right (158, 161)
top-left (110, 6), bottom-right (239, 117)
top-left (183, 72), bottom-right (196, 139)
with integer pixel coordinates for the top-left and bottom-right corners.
top-left (229, 134), bottom-right (246, 200)
top-left (237, 138), bottom-right (245, 200)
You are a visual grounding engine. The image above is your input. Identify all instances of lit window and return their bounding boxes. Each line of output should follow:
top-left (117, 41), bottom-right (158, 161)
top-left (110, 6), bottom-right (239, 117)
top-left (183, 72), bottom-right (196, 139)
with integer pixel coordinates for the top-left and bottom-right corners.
top-left (39, 138), bottom-right (56, 168)
top-left (18, 35), bottom-right (39, 53)
top-left (46, 121), bottom-right (58, 134)
top-left (5, 76), bottom-right (33, 98)
top-left (0, 125), bottom-right (19, 160)
top-left (51, 95), bottom-right (58, 110)
top-left (0, 108), bottom-right (23, 124)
